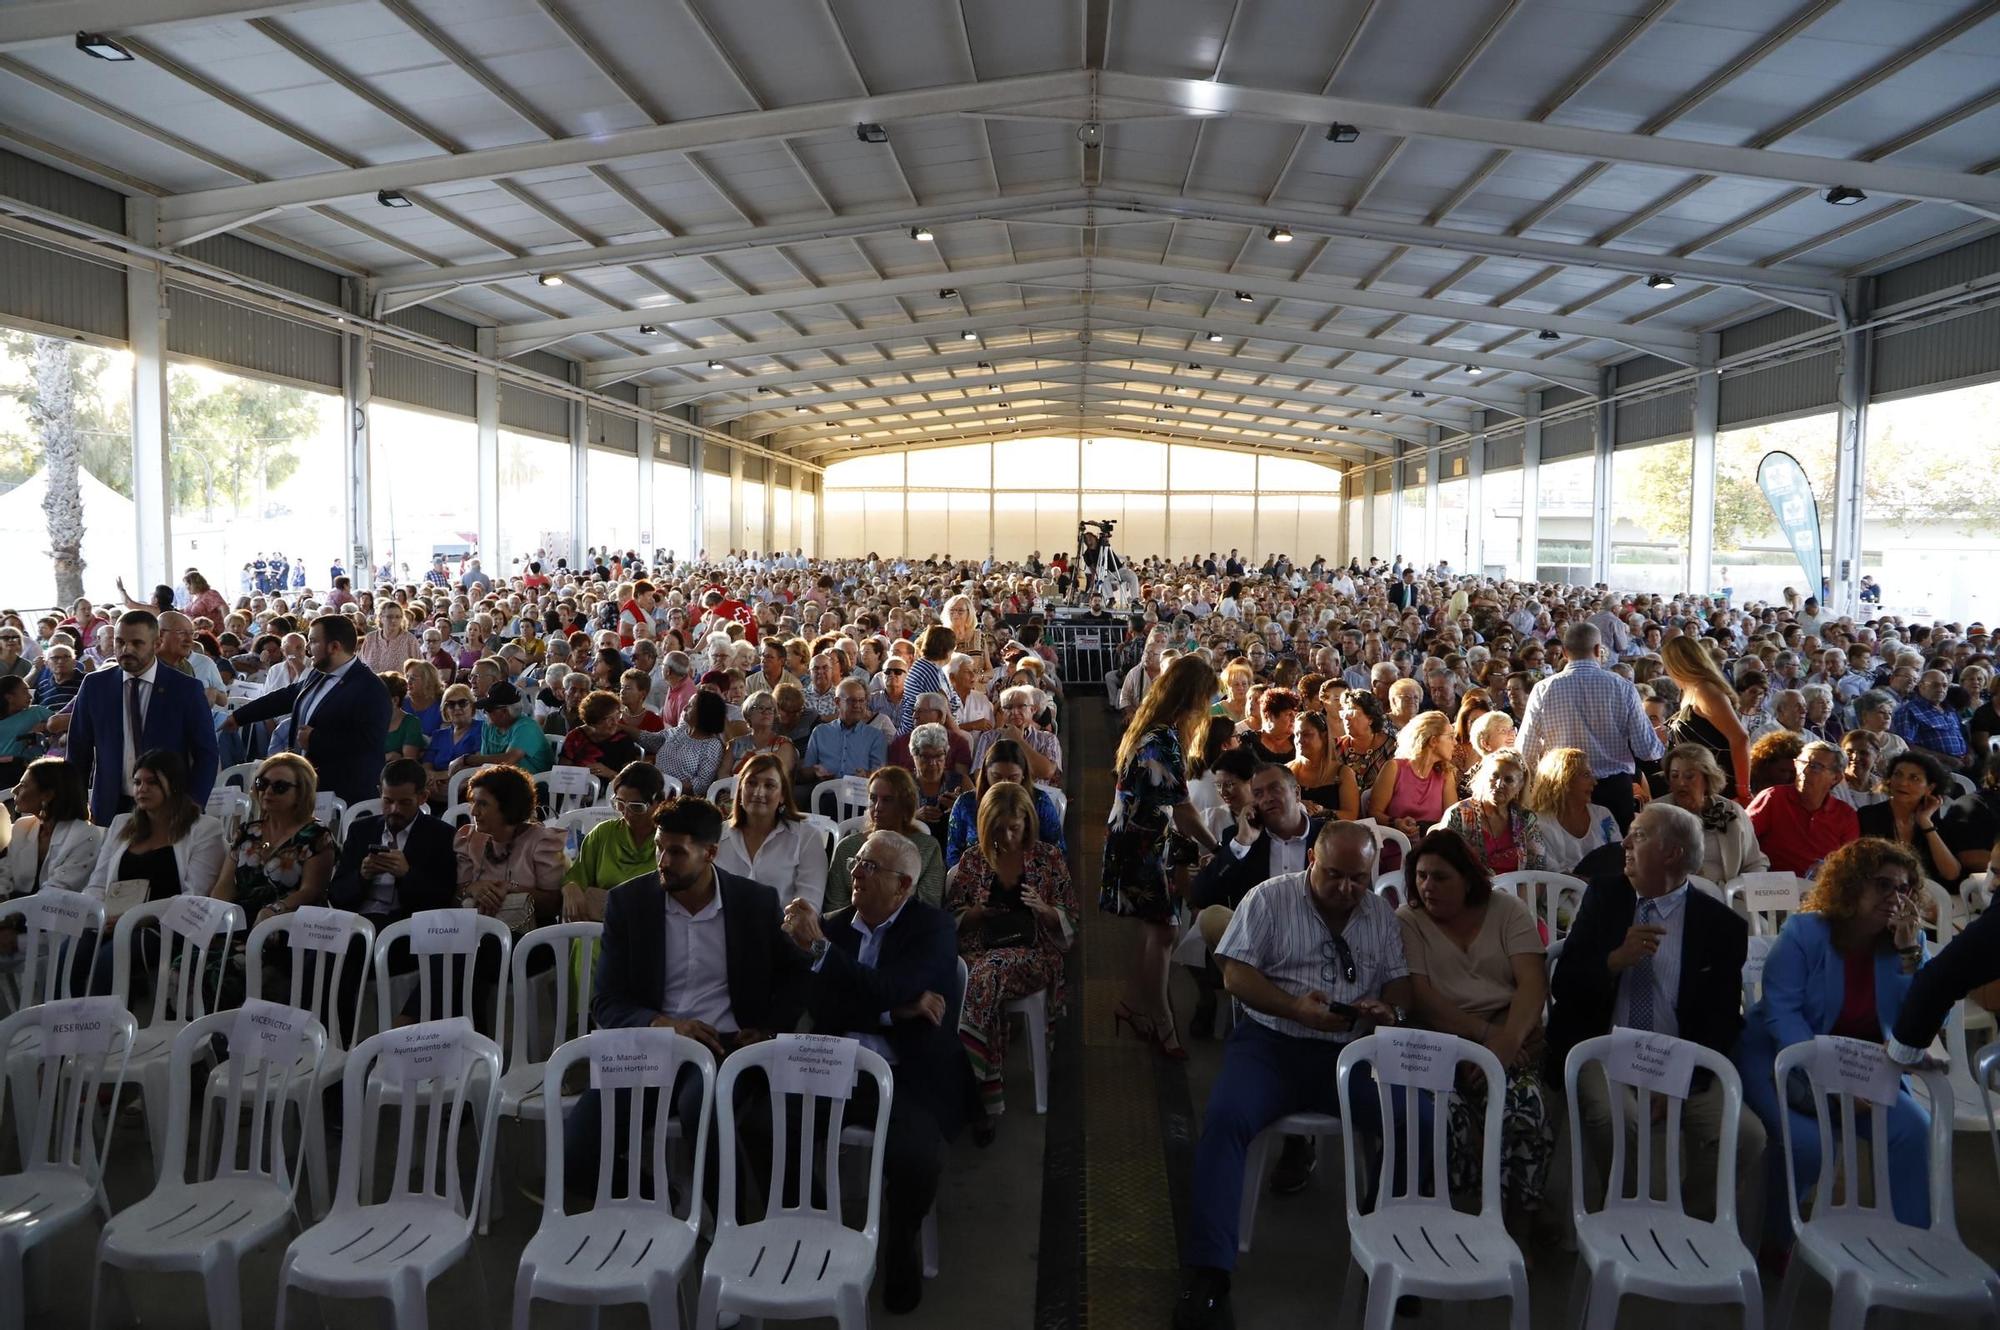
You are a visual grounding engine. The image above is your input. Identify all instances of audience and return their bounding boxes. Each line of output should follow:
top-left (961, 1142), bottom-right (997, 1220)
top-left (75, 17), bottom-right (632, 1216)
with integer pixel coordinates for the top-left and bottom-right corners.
top-left (1660, 743), bottom-right (1769, 883)
top-left (80, 749), bottom-right (227, 993)
top-left (0, 757), bottom-right (99, 901)
top-left (1525, 746), bottom-right (1622, 874)
top-left (1438, 749), bottom-right (1546, 874)
top-left (714, 752), bottom-right (829, 912)
top-left (945, 738), bottom-right (1065, 870)
top-left (1747, 740), bottom-right (1860, 875)
top-left (558, 760), bottom-right (667, 922)
top-left (1857, 750), bottom-right (1964, 890)
top-left (828, 766), bottom-right (945, 909)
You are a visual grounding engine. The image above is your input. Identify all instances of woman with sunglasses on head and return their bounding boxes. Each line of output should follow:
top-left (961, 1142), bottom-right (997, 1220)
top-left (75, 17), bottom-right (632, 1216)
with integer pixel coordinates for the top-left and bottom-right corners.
top-left (559, 760), bottom-right (666, 924)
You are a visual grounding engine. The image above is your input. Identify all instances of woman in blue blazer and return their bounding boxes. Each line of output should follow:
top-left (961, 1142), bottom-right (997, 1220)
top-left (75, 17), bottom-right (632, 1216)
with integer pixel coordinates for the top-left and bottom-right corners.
top-left (1735, 837), bottom-right (1931, 1250)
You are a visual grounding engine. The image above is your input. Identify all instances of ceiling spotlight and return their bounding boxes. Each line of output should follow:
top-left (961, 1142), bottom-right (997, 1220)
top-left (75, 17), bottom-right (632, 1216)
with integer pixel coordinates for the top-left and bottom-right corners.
top-left (376, 189), bottom-right (412, 208)
top-left (989, 384), bottom-right (1002, 392)
top-left (1645, 273), bottom-right (1676, 291)
top-left (1410, 390), bottom-right (1426, 400)
top-left (1823, 185), bottom-right (1866, 207)
top-left (960, 330), bottom-right (979, 342)
top-left (1267, 224), bottom-right (1294, 243)
top-left (758, 386), bottom-right (775, 394)
top-left (1205, 331), bottom-right (1224, 342)
top-left (908, 224), bottom-right (933, 242)
top-left (1337, 424), bottom-right (1349, 432)
top-left (1188, 362), bottom-right (1203, 371)
top-left (793, 405), bottom-right (807, 413)
top-left (536, 273), bottom-right (564, 287)
top-left (1465, 364), bottom-right (1483, 376)
top-left (1077, 121), bottom-right (1104, 147)
top-left (1325, 122), bottom-right (1359, 144)
top-left (75, 31), bottom-right (134, 61)
top-left (637, 324), bottom-right (662, 336)
top-left (999, 401), bottom-right (1011, 408)
top-left (1370, 410), bottom-right (1383, 417)
top-left (976, 361), bottom-right (992, 370)
top-left (1235, 290), bottom-right (1253, 302)
top-left (849, 433), bottom-right (860, 441)
top-left (856, 123), bottom-right (888, 144)
top-left (937, 287), bottom-right (958, 300)
top-left (1537, 329), bottom-right (1560, 341)
top-left (706, 359), bottom-right (722, 369)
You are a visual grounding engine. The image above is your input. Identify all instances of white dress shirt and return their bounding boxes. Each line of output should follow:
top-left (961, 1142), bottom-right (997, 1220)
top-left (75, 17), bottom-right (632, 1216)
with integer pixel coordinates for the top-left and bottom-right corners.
top-left (297, 657), bottom-right (357, 728)
top-left (716, 819), bottom-right (829, 912)
top-left (1612, 883), bottom-right (1691, 1037)
top-left (119, 662), bottom-right (159, 797)
top-left (1226, 817), bottom-right (1313, 876)
top-left (360, 816), bottom-right (415, 917)
top-left (662, 875), bottom-right (736, 1031)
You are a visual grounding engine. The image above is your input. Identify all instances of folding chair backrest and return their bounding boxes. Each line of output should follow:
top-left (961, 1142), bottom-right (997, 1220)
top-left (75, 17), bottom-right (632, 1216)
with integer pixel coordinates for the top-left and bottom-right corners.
top-left (0, 998), bottom-right (134, 1179)
top-left (112, 895), bottom-right (244, 1030)
top-left (345, 798), bottom-right (386, 834)
top-left (800, 813), bottom-right (840, 859)
top-left (713, 1037), bottom-right (893, 1238)
top-left (174, 1004), bottom-right (326, 1196)
top-left (1773, 1039), bottom-right (1956, 1237)
top-left (246, 907), bottom-right (374, 1051)
top-left (1564, 1032), bottom-right (1744, 1228)
top-left (1726, 872), bottom-right (1805, 936)
top-left (442, 800), bottom-right (474, 828)
top-left (205, 789), bottom-right (252, 839)
top-left (0, 888), bottom-right (105, 1005)
top-left (544, 1028), bottom-right (712, 1221)
top-left (218, 761), bottom-right (261, 792)
top-left (509, 922), bottom-right (602, 1071)
top-left (538, 765), bottom-right (598, 815)
top-left (705, 776), bottom-right (738, 812)
top-left (445, 766), bottom-right (477, 808)
top-left (375, 910), bottom-right (513, 1041)
top-left (338, 1020), bottom-right (501, 1218)
top-left (1338, 1030), bottom-right (1502, 1215)
top-left (1491, 870), bottom-right (1586, 941)
top-left (813, 776), bottom-right (870, 823)
top-left (1975, 1041), bottom-right (2000, 1187)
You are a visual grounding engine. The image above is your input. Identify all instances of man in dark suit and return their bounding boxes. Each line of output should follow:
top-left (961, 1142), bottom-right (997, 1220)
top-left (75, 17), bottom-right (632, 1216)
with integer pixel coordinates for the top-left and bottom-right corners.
top-left (1546, 801), bottom-right (1764, 1243)
top-left (325, 758), bottom-right (457, 1032)
top-left (1387, 567), bottom-right (1420, 610)
top-left (568, 796), bottom-right (809, 1195)
top-left (782, 828), bottom-right (962, 1315)
top-left (225, 612), bottom-right (391, 805)
top-left (66, 609), bottom-right (218, 823)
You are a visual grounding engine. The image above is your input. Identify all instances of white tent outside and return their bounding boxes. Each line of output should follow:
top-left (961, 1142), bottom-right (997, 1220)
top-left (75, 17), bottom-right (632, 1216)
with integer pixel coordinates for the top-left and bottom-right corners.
top-left (0, 467), bottom-right (136, 612)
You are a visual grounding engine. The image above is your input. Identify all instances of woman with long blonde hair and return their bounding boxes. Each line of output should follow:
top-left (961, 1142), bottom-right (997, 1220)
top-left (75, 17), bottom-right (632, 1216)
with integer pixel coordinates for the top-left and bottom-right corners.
top-left (1662, 635), bottom-right (1751, 801)
top-left (1103, 654), bottom-right (1221, 1058)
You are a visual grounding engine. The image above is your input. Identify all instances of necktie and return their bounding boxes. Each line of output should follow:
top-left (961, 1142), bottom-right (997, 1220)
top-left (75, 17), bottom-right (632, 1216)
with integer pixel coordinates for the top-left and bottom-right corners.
top-left (125, 674), bottom-right (143, 746)
top-left (296, 670), bottom-right (327, 727)
top-left (1628, 898), bottom-right (1659, 1031)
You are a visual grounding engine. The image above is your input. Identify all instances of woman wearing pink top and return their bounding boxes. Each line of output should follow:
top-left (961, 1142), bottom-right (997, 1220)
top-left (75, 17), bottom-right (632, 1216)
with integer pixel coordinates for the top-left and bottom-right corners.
top-left (1370, 710), bottom-right (1458, 841)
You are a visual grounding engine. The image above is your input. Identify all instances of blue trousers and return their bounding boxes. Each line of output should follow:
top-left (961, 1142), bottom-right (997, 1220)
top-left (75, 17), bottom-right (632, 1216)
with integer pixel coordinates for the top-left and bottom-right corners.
top-left (1740, 1055), bottom-right (1931, 1245)
top-left (1186, 1018), bottom-right (1433, 1271)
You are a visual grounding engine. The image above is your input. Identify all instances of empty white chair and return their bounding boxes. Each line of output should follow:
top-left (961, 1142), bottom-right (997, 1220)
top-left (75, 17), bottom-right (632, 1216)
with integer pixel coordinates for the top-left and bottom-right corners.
top-left (494, 923), bottom-right (602, 1225)
top-left (1491, 870), bottom-right (1587, 942)
top-left (0, 890), bottom-right (106, 1155)
top-left (107, 895), bottom-right (244, 1169)
top-left (92, 1003), bottom-right (327, 1330)
top-left (1006, 986), bottom-right (1051, 1115)
top-left (0, 997), bottom-right (135, 1330)
top-left (1725, 871), bottom-right (1806, 937)
top-left (536, 764), bottom-right (600, 816)
top-left (1333, 1032), bottom-right (1529, 1330)
top-left (1237, 1111), bottom-right (1344, 1253)
top-left (1772, 1040), bottom-right (1999, 1330)
top-left (1561, 1033), bottom-right (1759, 1330)
top-left (275, 1020), bottom-right (503, 1330)
top-left (812, 775), bottom-right (871, 824)
top-left (697, 1037), bottom-right (894, 1329)
top-left (208, 908), bottom-right (374, 1221)
top-left (514, 1028), bottom-right (714, 1330)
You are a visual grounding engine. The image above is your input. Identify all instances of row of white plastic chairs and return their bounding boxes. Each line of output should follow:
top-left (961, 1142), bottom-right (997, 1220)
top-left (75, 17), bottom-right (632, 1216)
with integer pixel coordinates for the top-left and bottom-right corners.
top-left (1, 997), bottom-right (909, 1330)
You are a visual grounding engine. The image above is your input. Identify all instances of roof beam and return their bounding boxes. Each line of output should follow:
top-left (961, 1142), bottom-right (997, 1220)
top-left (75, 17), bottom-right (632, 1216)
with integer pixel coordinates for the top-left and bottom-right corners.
top-left (496, 257), bottom-right (1085, 353)
top-left (1086, 387), bottom-right (1430, 442)
top-left (0, 0), bottom-right (340, 50)
top-left (586, 309), bottom-right (1092, 386)
top-left (795, 404), bottom-right (1384, 457)
top-left (1086, 306), bottom-right (1599, 394)
top-left (157, 70), bottom-right (1089, 229)
top-left (660, 339), bottom-right (1087, 407)
top-left (707, 363), bottom-right (1100, 422)
top-left (1097, 71), bottom-right (2000, 213)
top-left (1091, 258), bottom-right (1697, 358)
top-left (1084, 342), bottom-right (1528, 413)
top-left (810, 423), bottom-right (1356, 471)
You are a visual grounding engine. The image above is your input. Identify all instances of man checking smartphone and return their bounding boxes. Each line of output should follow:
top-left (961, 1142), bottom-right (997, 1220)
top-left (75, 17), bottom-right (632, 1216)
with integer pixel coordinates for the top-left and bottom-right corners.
top-left (1175, 821), bottom-right (1428, 1330)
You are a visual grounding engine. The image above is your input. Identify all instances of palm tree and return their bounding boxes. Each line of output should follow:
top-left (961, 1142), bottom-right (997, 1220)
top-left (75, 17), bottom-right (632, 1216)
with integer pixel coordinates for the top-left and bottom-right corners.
top-left (29, 338), bottom-right (85, 604)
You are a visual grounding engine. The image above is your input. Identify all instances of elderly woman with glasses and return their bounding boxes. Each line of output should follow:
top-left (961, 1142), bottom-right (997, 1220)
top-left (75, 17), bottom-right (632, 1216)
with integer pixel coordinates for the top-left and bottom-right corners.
top-left (828, 766), bottom-right (945, 910)
top-left (728, 689), bottom-right (799, 775)
top-left (422, 683), bottom-right (483, 803)
top-left (559, 760), bottom-right (666, 924)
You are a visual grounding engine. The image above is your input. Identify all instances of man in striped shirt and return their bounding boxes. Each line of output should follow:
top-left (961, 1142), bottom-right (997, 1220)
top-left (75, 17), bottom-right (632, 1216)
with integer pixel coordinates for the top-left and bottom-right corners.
top-left (1175, 822), bottom-right (1427, 1330)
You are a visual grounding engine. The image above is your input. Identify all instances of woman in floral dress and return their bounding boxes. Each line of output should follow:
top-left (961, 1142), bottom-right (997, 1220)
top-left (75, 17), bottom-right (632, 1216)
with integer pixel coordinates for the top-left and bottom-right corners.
top-left (1101, 655), bottom-right (1220, 1058)
top-left (209, 752), bottom-right (335, 1006)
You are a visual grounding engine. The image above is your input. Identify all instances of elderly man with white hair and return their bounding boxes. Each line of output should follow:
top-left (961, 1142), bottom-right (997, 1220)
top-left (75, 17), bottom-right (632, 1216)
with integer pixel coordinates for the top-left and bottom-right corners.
top-left (782, 828), bottom-right (962, 1315)
top-left (970, 684), bottom-right (1062, 782)
top-left (1545, 800), bottom-right (1765, 1247)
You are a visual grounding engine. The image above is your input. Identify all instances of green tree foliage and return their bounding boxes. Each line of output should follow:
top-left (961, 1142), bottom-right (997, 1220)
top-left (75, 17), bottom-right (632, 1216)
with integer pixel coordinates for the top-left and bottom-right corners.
top-left (29, 338), bottom-right (86, 604)
top-left (167, 369), bottom-right (314, 518)
top-left (0, 329), bottom-right (132, 494)
top-left (1619, 420), bottom-right (1839, 548)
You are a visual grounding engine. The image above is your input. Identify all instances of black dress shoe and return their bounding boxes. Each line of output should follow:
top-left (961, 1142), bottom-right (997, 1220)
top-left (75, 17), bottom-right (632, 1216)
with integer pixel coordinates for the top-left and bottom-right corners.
top-left (882, 1230), bottom-right (923, 1315)
top-left (1270, 1135), bottom-right (1316, 1195)
top-left (1173, 1267), bottom-right (1233, 1330)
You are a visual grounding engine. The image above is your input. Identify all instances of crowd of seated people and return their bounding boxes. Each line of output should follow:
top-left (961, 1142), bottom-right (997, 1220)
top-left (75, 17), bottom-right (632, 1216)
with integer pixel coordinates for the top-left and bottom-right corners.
top-left (5, 544), bottom-right (2000, 1327)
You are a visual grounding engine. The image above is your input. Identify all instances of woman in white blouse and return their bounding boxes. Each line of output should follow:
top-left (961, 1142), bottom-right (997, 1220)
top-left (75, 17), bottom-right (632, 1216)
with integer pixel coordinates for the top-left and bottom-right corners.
top-left (1522, 746), bottom-right (1621, 875)
top-left (79, 749), bottom-right (225, 993)
top-left (714, 752), bottom-right (828, 912)
top-left (0, 757), bottom-right (101, 900)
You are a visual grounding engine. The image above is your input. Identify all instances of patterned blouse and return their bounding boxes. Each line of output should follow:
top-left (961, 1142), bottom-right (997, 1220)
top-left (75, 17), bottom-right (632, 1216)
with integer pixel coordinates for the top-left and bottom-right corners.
top-left (1437, 798), bottom-right (1548, 874)
top-left (228, 819), bottom-right (335, 918)
top-left (947, 841), bottom-right (1076, 1014)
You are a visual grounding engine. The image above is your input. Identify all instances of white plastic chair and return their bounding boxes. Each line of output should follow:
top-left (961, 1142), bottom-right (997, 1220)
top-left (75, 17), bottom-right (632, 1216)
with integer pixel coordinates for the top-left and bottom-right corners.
top-left (1772, 1041), bottom-right (1999, 1330)
top-left (1687, 872), bottom-right (1724, 903)
top-left (442, 800), bottom-right (474, 828)
top-left (92, 1004), bottom-right (327, 1330)
top-left (1491, 870), bottom-right (1587, 942)
top-left (1006, 986), bottom-right (1051, 1115)
top-left (697, 1038), bottom-right (894, 1329)
top-left (0, 890), bottom-right (106, 1154)
top-left (495, 924), bottom-right (603, 1221)
top-left (1561, 1034), bottom-right (1760, 1330)
top-left (313, 792), bottom-right (348, 841)
top-left (801, 812), bottom-right (841, 859)
top-left (812, 775), bottom-right (871, 824)
top-left (275, 1020), bottom-right (503, 1330)
top-left (1949, 771), bottom-right (1977, 799)
top-left (345, 797), bottom-right (385, 835)
top-left (1725, 871), bottom-right (1806, 937)
top-left (1912, 878), bottom-right (1994, 1132)
top-left (1035, 781), bottom-right (1068, 823)
top-left (107, 895), bottom-right (244, 1169)
top-left (0, 998), bottom-right (135, 1330)
top-left (1333, 1032), bottom-right (1529, 1330)
top-left (204, 789), bottom-right (253, 840)
top-left (705, 775), bottom-right (738, 812)
top-left (209, 908), bottom-right (375, 1222)
top-left (1104, 669), bottom-right (1121, 709)
top-left (218, 761), bottom-right (262, 792)
top-left (445, 765), bottom-right (478, 808)
top-left (514, 1029), bottom-right (714, 1329)
top-left (1371, 872), bottom-right (1405, 909)
top-left (1237, 1111), bottom-right (1344, 1253)
top-left (369, 911), bottom-right (512, 1230)
top-left (836, 813), bottom-right (868, 841)
top-left (657, 774), bottom-right (683, 799)
top-left (536, 764), bottom-right (601, 816)
top-left (1976, 1040), bottom-right (2000, 1187)
top-left (551, 805), bottom-right (619, 838)
top-left (1369, 823), bottom-right (1412, 872)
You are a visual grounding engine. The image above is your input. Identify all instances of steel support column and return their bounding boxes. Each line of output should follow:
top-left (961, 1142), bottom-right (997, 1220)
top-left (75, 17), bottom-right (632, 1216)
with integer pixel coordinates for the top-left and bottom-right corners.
top-left (1520, 392), bottom-right (1543, 582)
top-left (127, 197), bottom-right (171, 590)
top-left (1831, 280), bottom-right (1873, 617)
top-left (1466, 414), bottom-right (1486, 576)
top-left (473, 329), bottom-right (499, 565)
top-left (342, 278), bottom-right (373, 581)
top-left (1591, 370), bottom-right (1615, 584)
top-left (1689, 334), bottom-right (1720, 597)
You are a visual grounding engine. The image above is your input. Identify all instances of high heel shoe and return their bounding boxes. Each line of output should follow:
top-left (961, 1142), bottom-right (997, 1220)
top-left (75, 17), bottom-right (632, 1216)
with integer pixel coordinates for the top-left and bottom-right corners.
top-left (1112, 1000), bottom-right (1155, 1041)
top-left (1152, 1023), bottom-right (1190, 1061)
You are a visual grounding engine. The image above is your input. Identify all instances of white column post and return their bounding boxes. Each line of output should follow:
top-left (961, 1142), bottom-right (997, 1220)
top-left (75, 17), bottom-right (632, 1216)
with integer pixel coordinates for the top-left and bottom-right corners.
top-left (1387, 446), bottom-right (1404, 564)
top-left (473, 329), bottom-right (500, 566)
top-left (1466, 414), bottom-right (1486, 575)
top-left (1591, 369), bottom-right (1615, 584)
top-left (636, 389), bottom-right (657, 558)
top-left (727, 448), bottom-right (744, 553)
top-left (1520, 392), bottom-right (1543, 581)
top-left (569, 365), bottom-right (589, 565)
top-left (1830, 280), bottom-right (1872, 617)
top-left (342, 278), bottom-right (373, 581)
top-left (1688, 334), bottom-right (1720, 596)
top-left (126, 197), bottom-right (172, 589)
top-left (688, 427), bottom-right (706, 561)
top-left (1424, 426), bottom-right (1442, 568)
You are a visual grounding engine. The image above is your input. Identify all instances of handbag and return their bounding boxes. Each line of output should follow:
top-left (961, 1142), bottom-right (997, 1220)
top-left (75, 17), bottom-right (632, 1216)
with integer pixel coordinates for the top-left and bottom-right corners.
top-left (978, 884), bottom-right (1038, 951)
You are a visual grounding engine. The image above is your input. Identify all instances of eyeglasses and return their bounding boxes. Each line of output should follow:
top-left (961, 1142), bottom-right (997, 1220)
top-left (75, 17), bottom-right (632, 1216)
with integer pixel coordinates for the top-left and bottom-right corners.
top-left (1320, 935), bottom-right (1357, 986)
top-left (445, 699), bottom-right (473, 710)
top-left (611, 796), bottom-right (651, 814)
top-left (252, 777), bottom-right (298, 794)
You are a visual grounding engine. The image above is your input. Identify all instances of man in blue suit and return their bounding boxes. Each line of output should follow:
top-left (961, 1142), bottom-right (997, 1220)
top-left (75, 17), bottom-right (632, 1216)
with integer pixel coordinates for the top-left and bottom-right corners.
top-left (783, 829), bottom-right (964, 1315)
top-left (225, 613), bottom-right (392, 805)
top-left (66, 609), bottom-right (217, 824)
